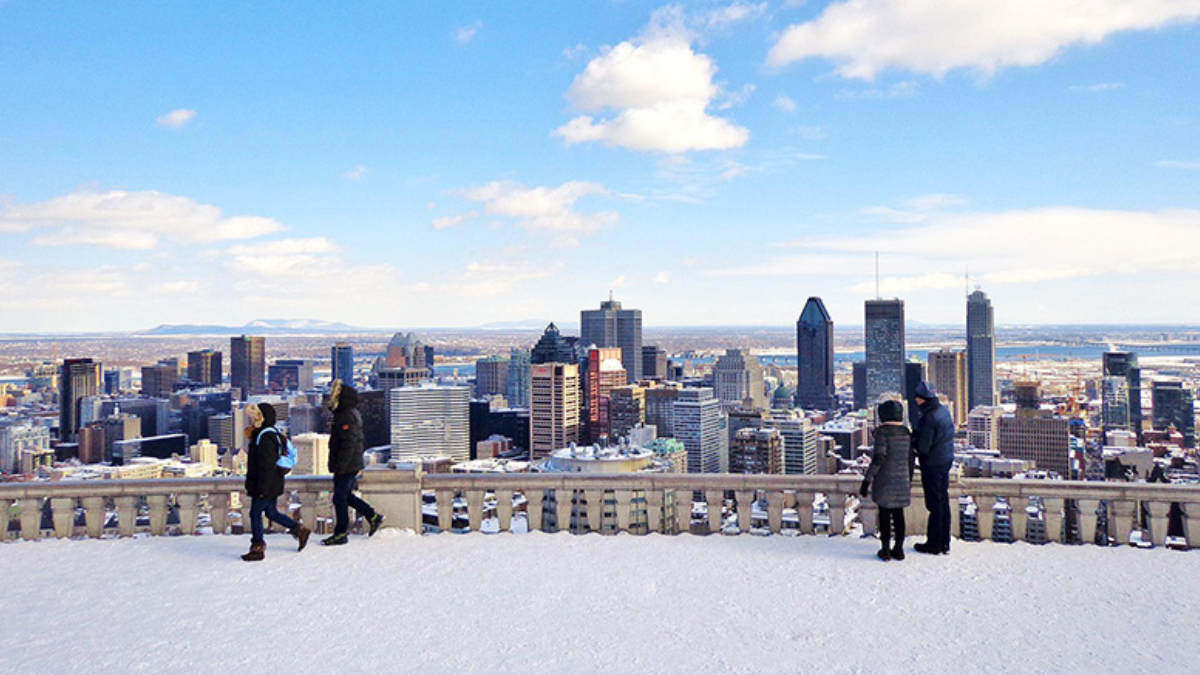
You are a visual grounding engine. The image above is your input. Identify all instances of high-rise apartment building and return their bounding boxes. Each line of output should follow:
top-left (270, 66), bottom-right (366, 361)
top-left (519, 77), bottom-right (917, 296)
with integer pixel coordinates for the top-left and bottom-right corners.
top-left (506, 349), bottom-right (531, 408)
top-left (331, 343), bottom-right (354, 385)
top-left (609, 385), bottom-right (646, 440)
top-left (795, 297), bottom-right (836, 411)
top-left (642, 345), bottom-right (668, 381)
top-left (1102, 377), bottom-right (1131, 431)
top-left (581, 298), bottom-right (643, 382)
top-left (530, 362), bottom-right (581, 460)
top-left (729, 427), bottom-right (783, 475)
top-left (1103, 352), bottom-right (1142, 441)
top-left (673, 387), bottom-right (725, 474)
top-left (60, 358), bottom-right (100, 441)
top-left (1151, 380), bottom-right (1195, 448)
top-left (770, 412), bottom-right (819, 475)
top-left (997, 383), bottom-right (1071, 476)
top-left (141, 361), bottom-right (179, 398)
top-left (644, 384), bottom-right (680, 437)
top-left (390, 385), bottom-right (470, 463)
top-left (865, 299), bottom-right (905, 405)
top-left (187, 350), bottom-right (223, 387)
top-left (927, 348), bottom-right (968, 426)
top-left (475, 355), bottom-right (510, 398)
top-left (230, 335), bottom-right (266, 400)
top-left (966, 289), bottom-right (996, 411)
top-left (713, 349), bottom-right (766, 411)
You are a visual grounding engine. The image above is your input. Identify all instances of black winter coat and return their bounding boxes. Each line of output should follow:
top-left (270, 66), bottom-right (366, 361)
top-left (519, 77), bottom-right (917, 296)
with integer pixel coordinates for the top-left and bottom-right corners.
top-left (865, 423), bottom-right (914, 509)
top-left (328, 386), bottom-right (365, 475)
top-left (245, 404), bottom-right (286, 499)
top-left (913, 397), bottom-right (956, 470)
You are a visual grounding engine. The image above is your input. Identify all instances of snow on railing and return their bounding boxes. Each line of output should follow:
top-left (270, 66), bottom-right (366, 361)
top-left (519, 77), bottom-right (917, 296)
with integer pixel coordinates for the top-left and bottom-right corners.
top-left (2, 468), bottom-right (1198, 548)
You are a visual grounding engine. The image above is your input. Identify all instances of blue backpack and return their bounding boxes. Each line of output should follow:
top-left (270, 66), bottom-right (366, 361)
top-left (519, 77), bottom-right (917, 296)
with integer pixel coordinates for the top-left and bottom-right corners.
top-left (257, 426), bottom-right (298, 473)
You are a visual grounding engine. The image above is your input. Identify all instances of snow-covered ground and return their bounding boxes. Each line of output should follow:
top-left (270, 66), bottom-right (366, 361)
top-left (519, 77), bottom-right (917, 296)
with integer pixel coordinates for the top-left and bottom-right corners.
top-left (3, 531), bottom-right (1196, 674)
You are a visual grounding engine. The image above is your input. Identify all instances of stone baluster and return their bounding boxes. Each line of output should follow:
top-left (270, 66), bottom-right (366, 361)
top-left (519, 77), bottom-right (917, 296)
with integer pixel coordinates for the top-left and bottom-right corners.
top-left (949, 495), bottom-right (962, 542)
top-left (556, 490), bottom-right (574, 534)
top-left (859, 496), bottom-right (878, 537)
top-left (905, 487), bottom-right (926, 536)
top-left (210, 492), bottom-right (231, 535)
top-left (294, 492), bottom-right (319, 533)
top-left (795, 492), bottom-right (814, 535)
top-left (1042, 497), bottom-right (1064, 545)
top-left (673, 490), bottom-right (692, 535)
top-left (176, 493), bottom-right (199, 535)
top-left (525, 489), bottom-right (544, 532)
top-left (466, 489), bottom-right (484, 532)
top-left (147, 495), bottom-right (169, 536)
top-left (1009, 496), bottom-right (1029, 543)
top-left (827, 492), bottom-right (846, 536)
top-left (83, 496), bottom-right (106, 538)
top-left (614, 489), bottom-right (633, 534)
top-left (496, 489), bottom-right (514, 532)
top-left (1146, 501), bottom-right (1171, 547)
top-left (1110, 500), bottom-right (1137, 546)
top-left (1077, 499), bottom-right (1101, 545)
top-left (116, 496), bottom-right (139, 537)
top-left (436, 490), bottom-right (454, 532)
top-left (237, 492), bottom-right (253, 536)
top-left (975, 495), bottom-right (995, 542)
top-left (767, 490), bottom-right (784, 534)
top-left (705, 490), bottom-right (723, 535)
top-left (51, 497), bottom-right (75, 539)
top-left (734, 490), bottom-right (754, 534)
top-left (1182, 502), bottom-right (1200, 549)
top-left (645, 489), bottom-right (664, 533)
top-left (583, 489), bottom-right (603, 533)
top-left (19, 498), bottom-right (43, 541)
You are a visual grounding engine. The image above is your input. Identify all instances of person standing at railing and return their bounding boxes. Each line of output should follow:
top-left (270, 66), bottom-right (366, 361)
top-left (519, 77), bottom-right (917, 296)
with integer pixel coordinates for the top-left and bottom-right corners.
top-left (323, 380), bottom-right (384, 546)
top-left (912, 382), bottom-right (955, 555)
top-left (860, 399), bottom-right (913, 561)
top-left (241, 402), bottom-right (311, 562)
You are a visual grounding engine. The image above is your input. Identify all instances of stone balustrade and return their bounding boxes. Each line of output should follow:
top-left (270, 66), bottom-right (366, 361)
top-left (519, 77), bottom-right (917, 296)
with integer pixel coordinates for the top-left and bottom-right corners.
top-left (2, 467), bottom-right (1198, 549)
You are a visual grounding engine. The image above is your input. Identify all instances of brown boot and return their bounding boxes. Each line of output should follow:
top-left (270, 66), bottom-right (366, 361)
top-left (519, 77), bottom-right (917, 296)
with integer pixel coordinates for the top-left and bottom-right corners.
top-left (290, 525), bottom-right (311, 552)
top-left (241, 542), bottom-right (266, 562)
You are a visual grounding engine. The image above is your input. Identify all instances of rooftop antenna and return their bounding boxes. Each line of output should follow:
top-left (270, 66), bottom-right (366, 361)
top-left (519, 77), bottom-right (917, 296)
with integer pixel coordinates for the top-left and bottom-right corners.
top-left (609, 289), bottom-right (613, 303)
top-left (874, 251), bottom-right (880, 299)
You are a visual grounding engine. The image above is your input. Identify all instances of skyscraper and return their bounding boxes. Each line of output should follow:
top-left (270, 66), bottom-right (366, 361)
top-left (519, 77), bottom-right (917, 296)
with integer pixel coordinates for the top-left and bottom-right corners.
top-left (386, 332), bottom-right (427, 369)
top-left (1103, 352), bottom-right (1142, 442)
top-left (729, 427), bottom-right (783, 475)
top-left (187, 349), bottom-right (222, 387)
top-left (966, 289), bottom-right (996, 411)
top-left (230, 335), bottom-right (266, 401)
top-left (59, 358), bottom-right (100, 441)
top-left (673, 387), bottom-right (725, 474)
top-left (390, 385), bottom-right (471, 463)
top-left (474, 355), bottom-right (510, 398)
top-left (904, 359), bottom-right (926, 428)
top-left (997, 382), bottom-right (1071, 476)
top-left (506, 349), bottom-right (532, 408)
top-left (1151, 380), bottom-right (1195, 448)
top-left (530, 362), bottom-right (581, 460)
top-left (865, 299), bottom-right (905, 405)
top-left (795, 297), bottom-right (836, 411)
top-left (927, 348), bottom-right (968, 426)
top-left (641, 345), bottom-right (667, 380)
top-left (268, 359), bottom-right (314, 392)
top-left (581, 297), bottom-right (643, 382)
top-left (141, 361), bottom-right (179, 398)
top-left (583, 346), bottom-right (625, 443)
top-left (331, 343), bottom-right (354, 385)
top-left (713, 348), bottom-right (766, 411)
top-left (531, 323), bottom-right (575, 365)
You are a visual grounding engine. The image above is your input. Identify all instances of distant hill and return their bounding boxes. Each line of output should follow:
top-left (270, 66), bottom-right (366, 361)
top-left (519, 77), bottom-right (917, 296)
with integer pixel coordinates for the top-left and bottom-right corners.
top-left (141, 319), bottom-right (371, 335)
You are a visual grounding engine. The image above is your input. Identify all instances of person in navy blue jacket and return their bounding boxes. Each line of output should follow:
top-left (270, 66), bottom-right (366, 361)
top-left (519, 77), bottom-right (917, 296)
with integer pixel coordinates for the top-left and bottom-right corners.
top-left (911, 382), bottom-right (956, 555)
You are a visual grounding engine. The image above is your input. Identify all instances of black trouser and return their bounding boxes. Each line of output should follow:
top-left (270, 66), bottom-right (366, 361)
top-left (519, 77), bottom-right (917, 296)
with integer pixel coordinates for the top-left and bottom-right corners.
top-left (879, 507), bottom-right (906, 550)
top-left (922, 464), bottom-right (952, 551)
top-left (333, 473), bottom-right (376, 535)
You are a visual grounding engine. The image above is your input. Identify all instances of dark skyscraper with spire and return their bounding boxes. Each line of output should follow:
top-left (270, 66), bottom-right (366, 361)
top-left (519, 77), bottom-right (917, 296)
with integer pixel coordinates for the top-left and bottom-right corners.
top-left (794, 297), bottom-right (835, 411)
top-left (531, 323), bottom-right (576, 365)
top-left (581, 296), bottom-right (642, 383)
top-left (966, 289), bottom-right (996, 411)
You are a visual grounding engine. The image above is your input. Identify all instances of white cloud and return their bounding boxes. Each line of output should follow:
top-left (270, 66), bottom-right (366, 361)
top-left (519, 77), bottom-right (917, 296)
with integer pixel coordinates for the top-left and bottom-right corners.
top-left (460, 180), bottom-right (619, 237)
top-left (702, 2), bottom-right (768, 29)
top-left (1069, 82), bottom-right (1127, 93)
top-left (904, 194), bottom-right (970, 211)
top-left (455, 21), bottom-right (482, 44)
top-left (344, 165), bottom-right (369, 180)
top-left (654, 271), bottom-right (672, 284)
top-left (1157, 160), bottom-right (1200, 170)
top-left (610, 275), bottom-right (628, 288)
top-left (156, 109), bottom-right (196, 129)
top-left (836, 81), bottom-right (919, 101)
top-left (0, 189), bottom-right (284, 249)
top-left (562, 43), bottom-right (589, 60)
top-left (430, 260), bottom-right (564, 297)
top-left (774, 95), bottom-right (797, 113)
top-left (555, 8), bottom-right (749, 153)
top-left (766, 0), bottom-right (1200, 79)
top-left (431, 213), bottom-right (475, 230)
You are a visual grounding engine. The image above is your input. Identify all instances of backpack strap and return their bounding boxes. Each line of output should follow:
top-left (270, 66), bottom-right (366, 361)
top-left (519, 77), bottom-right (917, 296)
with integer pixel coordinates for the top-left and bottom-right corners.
top-left (256, 426), bottom-right (285, 458)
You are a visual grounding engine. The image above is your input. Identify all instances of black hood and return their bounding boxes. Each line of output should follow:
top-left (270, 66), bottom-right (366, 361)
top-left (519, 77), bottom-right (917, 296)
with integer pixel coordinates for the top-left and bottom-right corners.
top-left (337, 385), bottom-right (359, 411)
top-left (259, 402), bottom-right (278, 427)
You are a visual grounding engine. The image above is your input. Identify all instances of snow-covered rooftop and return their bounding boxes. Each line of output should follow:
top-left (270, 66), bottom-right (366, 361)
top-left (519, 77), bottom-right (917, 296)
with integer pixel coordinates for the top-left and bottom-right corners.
top-left (4, 533), bottom-right (1195, 674)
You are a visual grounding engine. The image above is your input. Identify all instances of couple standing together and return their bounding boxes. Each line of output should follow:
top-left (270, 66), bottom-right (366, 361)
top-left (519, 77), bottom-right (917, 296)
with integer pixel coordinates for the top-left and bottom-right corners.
top-left (860, 382), bottom-right (956, 561)
top-left (240, 380), bottom-right (384, 561)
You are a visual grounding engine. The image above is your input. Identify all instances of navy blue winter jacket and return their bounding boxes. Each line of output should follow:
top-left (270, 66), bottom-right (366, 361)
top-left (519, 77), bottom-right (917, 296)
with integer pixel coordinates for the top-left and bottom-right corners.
top-left (913, 397), bottom-right (955, 469)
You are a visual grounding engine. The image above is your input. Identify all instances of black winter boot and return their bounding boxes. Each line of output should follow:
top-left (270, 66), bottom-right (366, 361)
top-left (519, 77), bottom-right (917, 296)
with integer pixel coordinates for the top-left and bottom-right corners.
top-left (241, 542), bottom-right (266, 562)
top-left (290, 524), bottom-right (311, 552)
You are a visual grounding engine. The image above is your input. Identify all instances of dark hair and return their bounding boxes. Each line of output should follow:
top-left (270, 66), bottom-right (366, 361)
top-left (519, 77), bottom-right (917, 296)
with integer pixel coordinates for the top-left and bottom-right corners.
top-left (877, 399), bottom-right (904, 423)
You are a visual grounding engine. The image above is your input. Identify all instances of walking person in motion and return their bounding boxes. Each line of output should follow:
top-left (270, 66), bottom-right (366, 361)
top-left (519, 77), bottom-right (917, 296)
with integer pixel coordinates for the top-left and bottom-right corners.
top-left (242, 402), bottom-right (311, 561)
top-left (860, 399), bottom-right (913, 561)
top-left (323, 380), bottom-right (384, 545)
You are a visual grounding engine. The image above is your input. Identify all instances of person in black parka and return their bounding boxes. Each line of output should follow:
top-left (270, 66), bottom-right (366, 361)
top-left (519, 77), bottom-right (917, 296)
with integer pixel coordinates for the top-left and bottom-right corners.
top-left (861, 399), bottom-right (913, 561)
top-left (911, 382), bottom-right (956, 555)
top-left (323, 380), bottom-right (383, 546)
top-left (242, 402), bottom-right (310, 561)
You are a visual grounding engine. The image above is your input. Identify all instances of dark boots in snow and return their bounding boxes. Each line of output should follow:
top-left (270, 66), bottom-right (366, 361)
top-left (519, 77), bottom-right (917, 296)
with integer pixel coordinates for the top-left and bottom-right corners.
top-left (290, 524), bottom-right (311, 551)
top-left (241, 542), bottom-right (266, 562)
top-left (368, 513), bottom-right (385, 537)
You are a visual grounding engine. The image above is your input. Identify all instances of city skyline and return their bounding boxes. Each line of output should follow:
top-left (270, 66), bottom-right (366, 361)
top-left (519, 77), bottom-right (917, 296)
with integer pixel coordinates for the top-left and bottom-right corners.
top-left (2, 2), bottom-right (1200, 332)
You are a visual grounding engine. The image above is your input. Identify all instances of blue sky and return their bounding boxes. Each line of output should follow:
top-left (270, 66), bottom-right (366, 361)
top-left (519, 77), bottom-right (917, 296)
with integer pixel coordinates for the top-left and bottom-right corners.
top-left (2, 0), bottom-right (1199, 332)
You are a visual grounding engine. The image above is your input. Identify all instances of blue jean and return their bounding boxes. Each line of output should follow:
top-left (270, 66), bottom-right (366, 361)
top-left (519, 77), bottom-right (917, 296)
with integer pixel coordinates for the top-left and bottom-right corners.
top-left (333, 473), bottom-right (376, 535)
top-left (250, 496), bottom-right (298, 545)
top-left (922, 465), bottom-right (952, 550)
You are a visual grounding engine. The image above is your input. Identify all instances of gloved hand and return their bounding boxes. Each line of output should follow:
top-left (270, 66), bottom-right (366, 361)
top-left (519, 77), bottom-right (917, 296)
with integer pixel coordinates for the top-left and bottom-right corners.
top-left (859, 478), bottom-right (871, 498)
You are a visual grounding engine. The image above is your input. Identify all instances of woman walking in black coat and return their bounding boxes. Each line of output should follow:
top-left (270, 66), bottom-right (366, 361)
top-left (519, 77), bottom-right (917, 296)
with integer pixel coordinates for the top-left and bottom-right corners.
top-left (322, 381), bottom-right (383, 546)
top-left (242, 402), bottom-right (311, 561)
top-left (860, 399), bottom-right (914, 562)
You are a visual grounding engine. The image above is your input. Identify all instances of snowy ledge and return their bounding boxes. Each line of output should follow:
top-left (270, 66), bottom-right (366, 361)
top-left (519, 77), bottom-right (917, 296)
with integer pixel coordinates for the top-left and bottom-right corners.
top-left (3, 531), bottom-right (1196, 674)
